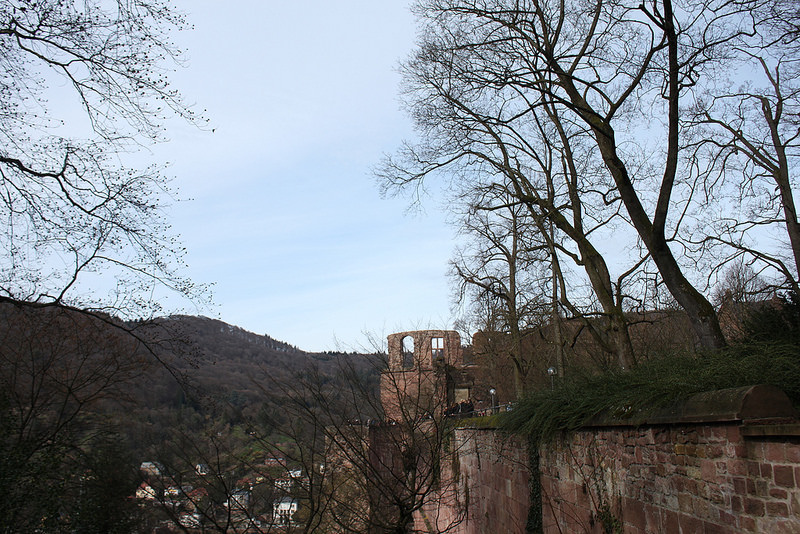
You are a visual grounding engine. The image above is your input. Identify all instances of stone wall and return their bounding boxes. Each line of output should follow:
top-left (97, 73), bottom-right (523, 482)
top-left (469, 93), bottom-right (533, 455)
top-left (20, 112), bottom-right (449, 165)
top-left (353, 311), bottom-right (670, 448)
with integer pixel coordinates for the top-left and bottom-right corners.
top-left (386, 330), bottom-right (463, 371)
top-left (539, 423), bottom-right (800, 533)
top-left (435, 385), bottom-right (800, 534)
top-left (430, 428), bottom-right (532, 534)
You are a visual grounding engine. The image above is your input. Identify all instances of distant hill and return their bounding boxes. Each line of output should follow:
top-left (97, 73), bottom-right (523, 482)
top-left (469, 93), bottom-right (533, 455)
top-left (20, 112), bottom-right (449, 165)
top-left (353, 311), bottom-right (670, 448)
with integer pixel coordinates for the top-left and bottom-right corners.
top-left (121, 314), bottom-right (383, 456)
top-left (135, 314), bottom-right (379, 403)
top-left (0, 301), bottom-right (382, 458)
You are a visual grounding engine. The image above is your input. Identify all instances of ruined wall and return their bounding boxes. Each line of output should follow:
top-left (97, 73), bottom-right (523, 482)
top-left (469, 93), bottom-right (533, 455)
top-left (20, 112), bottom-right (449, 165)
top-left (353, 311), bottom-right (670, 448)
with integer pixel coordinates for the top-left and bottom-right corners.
top-left (377, 330), bottom-right (800, 532)
top-left (418, 428), bottom-right (532, 533)
top-left (449, 428), bottom-right (532, 533)
top-left (386, 330), bottom-right (462, 371)
top-left (380, 369), bottom-right (441, 422)
top-left (382, 330), bottom-right (463, 421)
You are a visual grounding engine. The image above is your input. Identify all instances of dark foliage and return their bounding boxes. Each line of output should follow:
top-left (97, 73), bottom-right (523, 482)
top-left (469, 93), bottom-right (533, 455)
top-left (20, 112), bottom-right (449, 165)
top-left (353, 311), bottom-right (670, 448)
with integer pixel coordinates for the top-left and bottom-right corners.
top-left (741, 292), bottom-right (800, 345)
top-left (501, 294), bottom-right (800, 444)
top-left (0, 301), bottom-right (382, 532)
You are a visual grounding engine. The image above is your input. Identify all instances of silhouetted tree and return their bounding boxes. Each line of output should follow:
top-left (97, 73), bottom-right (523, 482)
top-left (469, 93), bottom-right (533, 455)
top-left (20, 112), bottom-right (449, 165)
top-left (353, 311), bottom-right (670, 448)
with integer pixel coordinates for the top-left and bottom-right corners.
top-left (381, 0), bottom-right (800, 361)
top-left (0, 0), bottom-right (208, 317)
top-left (0, 303), bottom-right (148, 532)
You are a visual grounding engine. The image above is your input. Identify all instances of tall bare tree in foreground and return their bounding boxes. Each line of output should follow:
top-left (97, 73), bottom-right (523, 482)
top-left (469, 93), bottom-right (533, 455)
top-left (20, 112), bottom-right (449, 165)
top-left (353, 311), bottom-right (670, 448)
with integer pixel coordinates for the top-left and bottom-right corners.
top-left (381, 0), bottom-right (800, 360)
top-left (0, 0), bottom-right (208, 317)
top-left (0, 2), bottom-right (207, 530)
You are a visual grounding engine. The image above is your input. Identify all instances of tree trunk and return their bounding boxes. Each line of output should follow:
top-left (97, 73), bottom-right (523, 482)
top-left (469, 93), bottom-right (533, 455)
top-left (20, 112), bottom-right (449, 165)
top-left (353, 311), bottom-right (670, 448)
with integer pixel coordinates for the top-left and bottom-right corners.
top-left (763, 97), bottom-right (800, 291)
top-left (549, 10), bottom-right (727, 350)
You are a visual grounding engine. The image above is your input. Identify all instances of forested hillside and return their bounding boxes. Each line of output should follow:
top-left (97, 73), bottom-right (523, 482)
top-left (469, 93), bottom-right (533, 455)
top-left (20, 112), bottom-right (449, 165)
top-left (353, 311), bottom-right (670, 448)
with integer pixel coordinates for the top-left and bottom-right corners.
top-left (117, 314), bottom-right (381, 457)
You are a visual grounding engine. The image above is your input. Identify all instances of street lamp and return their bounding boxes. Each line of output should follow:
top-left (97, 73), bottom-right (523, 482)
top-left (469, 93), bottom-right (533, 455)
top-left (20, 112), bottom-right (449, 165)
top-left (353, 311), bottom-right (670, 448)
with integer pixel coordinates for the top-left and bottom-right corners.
top-left (489, 388), bottom-right (497, 414)
top-left (547, 367), bottom-right (557, 389)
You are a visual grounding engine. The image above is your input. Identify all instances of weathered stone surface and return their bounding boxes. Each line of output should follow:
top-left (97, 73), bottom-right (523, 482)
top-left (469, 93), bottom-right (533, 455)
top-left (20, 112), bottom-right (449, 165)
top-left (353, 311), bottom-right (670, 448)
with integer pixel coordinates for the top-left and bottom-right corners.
top-left (433, 394), bottom-right (800, 533)
top-left (377, 330), bottom-right (800, 534)
top-left (535, 415), bottom-right (800, 533)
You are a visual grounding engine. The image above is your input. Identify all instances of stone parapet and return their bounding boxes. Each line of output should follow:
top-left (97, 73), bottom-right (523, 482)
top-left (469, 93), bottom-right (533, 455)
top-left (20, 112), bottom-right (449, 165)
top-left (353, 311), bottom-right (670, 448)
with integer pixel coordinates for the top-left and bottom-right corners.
top-left (429, 385), bottom-right (800, 533)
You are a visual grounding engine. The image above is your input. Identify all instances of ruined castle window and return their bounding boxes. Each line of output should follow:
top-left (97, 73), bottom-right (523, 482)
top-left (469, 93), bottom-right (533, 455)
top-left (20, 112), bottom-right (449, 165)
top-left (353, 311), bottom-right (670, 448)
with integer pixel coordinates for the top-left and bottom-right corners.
top-left (401, 336), bottom-right (415, 369)
top-left (432, 337), bottom-right (444, 361)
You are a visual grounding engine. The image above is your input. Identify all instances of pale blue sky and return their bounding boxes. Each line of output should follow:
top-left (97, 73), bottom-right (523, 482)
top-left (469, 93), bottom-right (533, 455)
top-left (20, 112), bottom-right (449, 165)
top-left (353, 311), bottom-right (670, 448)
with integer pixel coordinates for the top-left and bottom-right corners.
top-left (152, 1), bottom-right (456, 351)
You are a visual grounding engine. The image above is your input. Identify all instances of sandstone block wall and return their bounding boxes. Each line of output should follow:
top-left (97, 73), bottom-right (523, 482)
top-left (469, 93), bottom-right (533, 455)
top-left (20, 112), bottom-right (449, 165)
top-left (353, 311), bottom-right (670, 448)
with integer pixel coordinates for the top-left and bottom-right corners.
top-left (539, 423), bottom-right (800, 533)
top-left (437, 422), bottom-right (800, 534)
top-left (440, 428), bottom-right (531, 534)
top-left (402, 386), bottom-right (800, 533)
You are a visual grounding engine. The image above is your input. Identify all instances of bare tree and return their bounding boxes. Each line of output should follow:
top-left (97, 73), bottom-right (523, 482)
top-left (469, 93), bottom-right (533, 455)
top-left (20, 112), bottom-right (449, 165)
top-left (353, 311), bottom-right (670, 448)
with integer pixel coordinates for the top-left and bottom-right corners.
top-left (0, 0), bottom-right (208, 317)
top-left (252, 339), bottom-right (467, 533)
top-left (450, 182), bottom-right (554, 394)
top-left (712, 262), bottom-right (771, 306)
top-left (140, 420), bottom-right (291, 534)
top-left (0, 3), bottom-right (209, 530)
top-left (685, 1), bottom-right (800, 293)
top-left (382, 0), bottom-right (800, 356)
top-left (380, 0), bottom-right (662, 367)
top-left (0, 302), bottom-right (148, 532)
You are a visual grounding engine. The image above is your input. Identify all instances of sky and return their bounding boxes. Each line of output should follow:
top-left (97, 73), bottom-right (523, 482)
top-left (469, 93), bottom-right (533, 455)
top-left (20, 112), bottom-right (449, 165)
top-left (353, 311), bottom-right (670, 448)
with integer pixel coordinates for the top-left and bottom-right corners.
top-left (149, 1), bottom-right (458, 352)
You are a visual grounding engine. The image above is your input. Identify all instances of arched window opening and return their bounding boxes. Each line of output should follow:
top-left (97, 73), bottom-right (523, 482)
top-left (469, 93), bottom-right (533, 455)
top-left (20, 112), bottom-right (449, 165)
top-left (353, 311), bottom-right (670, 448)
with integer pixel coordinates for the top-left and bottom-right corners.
top-left (401, 336), bottom-right (415, 369)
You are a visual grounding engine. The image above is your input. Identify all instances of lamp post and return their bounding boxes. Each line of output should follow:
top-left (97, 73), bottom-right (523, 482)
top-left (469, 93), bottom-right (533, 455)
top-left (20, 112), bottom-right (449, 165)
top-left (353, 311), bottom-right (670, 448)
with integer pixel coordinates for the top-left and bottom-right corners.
top-left (547, 367), bottom-right (557, 390)
top-left (489, 388), bottom-right (497, 415)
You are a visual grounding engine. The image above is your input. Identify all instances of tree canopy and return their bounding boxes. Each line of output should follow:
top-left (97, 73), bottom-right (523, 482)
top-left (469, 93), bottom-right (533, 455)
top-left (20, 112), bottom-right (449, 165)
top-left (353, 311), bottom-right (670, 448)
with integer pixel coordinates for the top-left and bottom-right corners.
top-left (380, 0), bottom-right (800, 362)
top-left (0, 0), bottom-right (207, 317)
